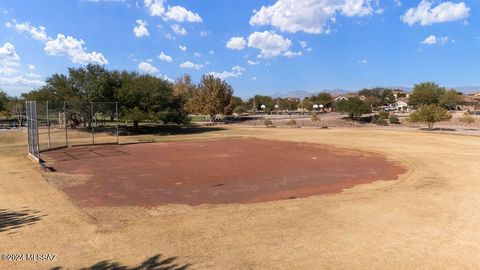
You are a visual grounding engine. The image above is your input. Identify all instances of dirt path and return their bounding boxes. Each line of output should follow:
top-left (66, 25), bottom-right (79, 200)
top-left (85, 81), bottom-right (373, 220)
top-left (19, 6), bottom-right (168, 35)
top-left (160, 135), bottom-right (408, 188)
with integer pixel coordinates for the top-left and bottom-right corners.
top-left (1, 127), bottom-right (480, 269)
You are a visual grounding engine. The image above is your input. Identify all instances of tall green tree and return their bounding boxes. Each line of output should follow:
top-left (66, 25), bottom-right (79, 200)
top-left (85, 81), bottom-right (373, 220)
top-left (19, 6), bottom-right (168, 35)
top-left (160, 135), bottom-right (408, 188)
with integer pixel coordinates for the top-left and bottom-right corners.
top-left (173, 74), bottom-right (197, 113)
top-left (0, 90), bottom-right (10, 113)
top-left (358, 87), bottom-right (395, 108)
top-left (409, 82), bottom-right (445, 107)
top-left (278, 98), bottom-right (299, 111)
top-left (116, 72), bottom-right (189, 130)
top-left (190, 75), bottom-right (234, 121)
top-left (247, 95), bottom-right (275, 111)
top-left (409, 104), bottom-right (452, 130)
top-left (303, 92), bottom-right (333, 109)
top-left (439, 89), bottom-right (464, 110)
top-left (334, 97), bottom-right (371, 119)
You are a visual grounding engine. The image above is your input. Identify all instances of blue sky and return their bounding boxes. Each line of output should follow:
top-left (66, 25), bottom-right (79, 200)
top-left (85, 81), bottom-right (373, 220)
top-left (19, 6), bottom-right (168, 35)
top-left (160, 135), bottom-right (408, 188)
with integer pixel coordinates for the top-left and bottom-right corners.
top-left (0, 0), bottom-right (479, 98)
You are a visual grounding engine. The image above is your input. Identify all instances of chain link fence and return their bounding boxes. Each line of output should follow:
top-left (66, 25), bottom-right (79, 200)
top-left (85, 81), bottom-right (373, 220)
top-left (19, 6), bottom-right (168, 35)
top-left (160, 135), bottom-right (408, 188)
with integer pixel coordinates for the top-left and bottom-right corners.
top-left (26, 101), bottom-right (40, 160)
top-left (26, 101), bottom-right (119, 162)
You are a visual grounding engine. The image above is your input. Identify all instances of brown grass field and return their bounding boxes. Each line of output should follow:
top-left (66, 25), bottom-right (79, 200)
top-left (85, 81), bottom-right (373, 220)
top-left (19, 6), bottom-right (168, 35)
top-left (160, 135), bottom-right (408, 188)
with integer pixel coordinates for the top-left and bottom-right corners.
top-left (1, 126), bottom-right (480, 269)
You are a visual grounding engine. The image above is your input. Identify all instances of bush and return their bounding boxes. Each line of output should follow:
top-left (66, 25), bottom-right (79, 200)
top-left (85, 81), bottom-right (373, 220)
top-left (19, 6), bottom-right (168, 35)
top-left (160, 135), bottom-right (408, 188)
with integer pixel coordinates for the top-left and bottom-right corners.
top-left (459, 112), bottom-right (475, 124)
top-left (263, 118), bottom-right (273, 127)
top-left (378, 111), bottom-right (389, 119)
top-left (286, 119), bottom-right (297, 127)
top-left (333, 97), bottom-right (371, 119)
top-left (409, 104), bottom-right (452, 130)
top-left (375, 118), bottom-right (388, 126)
top-left (389, 115), bottom-right (400, 124)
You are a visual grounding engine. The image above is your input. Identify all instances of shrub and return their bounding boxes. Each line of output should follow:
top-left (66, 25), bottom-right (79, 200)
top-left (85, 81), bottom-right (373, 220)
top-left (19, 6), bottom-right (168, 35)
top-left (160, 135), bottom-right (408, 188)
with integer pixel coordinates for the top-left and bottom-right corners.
top-left (375, 118), bottom-right (388, 126)
top-left (263, 118), bottom-right (273, 127)
top-left (389, 115), bottom-right (400, 124)
top-left (459, 112), bottom-right (475, 124)
top-left (378, 111), bottom-right (389, 119)
top-left (409, 104), bottom-right (452, 130)
top-left (311, 112), bottom-right (320, 124)
top-left (286, 119), bottom-right (297, 127)
top-left (333, 97), bottom-right (371, 119)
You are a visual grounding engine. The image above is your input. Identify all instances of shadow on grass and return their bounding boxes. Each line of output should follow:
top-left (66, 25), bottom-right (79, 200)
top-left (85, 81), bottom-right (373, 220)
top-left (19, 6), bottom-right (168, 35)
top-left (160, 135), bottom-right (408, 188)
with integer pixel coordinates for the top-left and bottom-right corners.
top-left (118, 125), bottom-right (226, 136)
top-left (50, 254), bottom-right (191, 270)
top-left (0, 208), bottom-right (46, 234)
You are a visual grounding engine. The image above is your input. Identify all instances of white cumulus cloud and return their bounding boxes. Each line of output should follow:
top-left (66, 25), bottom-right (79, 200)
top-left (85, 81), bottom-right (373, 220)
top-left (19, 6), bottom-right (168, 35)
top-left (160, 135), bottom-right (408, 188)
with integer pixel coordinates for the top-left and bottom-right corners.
top-left (421, 35), bottom-right (450, 45)
top-left (6, 20), bottom-right (48, 42)
top-left (133, 19), bottom-right (150, 37)
top-left (179, 61), bottom-right (202, 69)
top-left (247, 31), bottom-right (291, 58)
top-left (44, 34), bottom-right (108, 65)
top-left (138, 61), bottom-right (158, 73)
top-left (144, 0), bottom-right (165, 16)
top-left (247, 60), bottom-right (259, 65)
top-left (158, 51), bottom-right (173, 62)
top-left (164, 6), bottom-right (202, 22)
top-left (250, 0), bottom-right (378, 34)
top-left (283, 51), bottom-right (303, 58)
top-left (179, 45), bottom-right (187, 51)
top-left (7, 20), bottom-right (108, 66)
top-left (171, 24), bottom-right (187, 35)
top-left (209, 66), bottom-right (245, 79)
top-left (402, 0), bottom-right (470, 26)
top-left (0, 42), bottom-right (20, 68)
top-left (226, 37), bottom-right (246, 50)
top-left (145, 0), bottom-right (202, 23)
top-left (0, 42), bottom-right (45, 91)
top-left (0, 75), bottom-right (45, 87)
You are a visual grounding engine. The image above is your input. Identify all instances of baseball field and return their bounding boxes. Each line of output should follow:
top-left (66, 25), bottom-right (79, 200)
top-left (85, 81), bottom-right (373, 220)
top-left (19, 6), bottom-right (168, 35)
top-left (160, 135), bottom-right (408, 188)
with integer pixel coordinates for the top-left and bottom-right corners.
top-left (1, 126), bottom-right (479, 269)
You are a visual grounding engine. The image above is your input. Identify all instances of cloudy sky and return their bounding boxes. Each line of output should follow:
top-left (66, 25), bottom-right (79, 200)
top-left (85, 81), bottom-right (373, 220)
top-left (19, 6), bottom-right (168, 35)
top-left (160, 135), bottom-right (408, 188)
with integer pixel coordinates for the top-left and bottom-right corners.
top-left (0, 0), bottom-right (479, 97)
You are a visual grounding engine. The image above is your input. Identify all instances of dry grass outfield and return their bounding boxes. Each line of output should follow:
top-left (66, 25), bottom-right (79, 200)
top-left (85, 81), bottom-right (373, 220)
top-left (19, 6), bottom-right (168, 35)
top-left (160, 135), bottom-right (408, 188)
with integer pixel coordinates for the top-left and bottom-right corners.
top-left (0, 127), bottom-right (479, 269)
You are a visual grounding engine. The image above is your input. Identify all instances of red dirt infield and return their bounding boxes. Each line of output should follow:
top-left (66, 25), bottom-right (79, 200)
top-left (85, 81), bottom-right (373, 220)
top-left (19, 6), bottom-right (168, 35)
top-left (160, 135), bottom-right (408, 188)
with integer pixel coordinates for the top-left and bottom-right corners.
top-left (41, 138), bottom-right (406, 207)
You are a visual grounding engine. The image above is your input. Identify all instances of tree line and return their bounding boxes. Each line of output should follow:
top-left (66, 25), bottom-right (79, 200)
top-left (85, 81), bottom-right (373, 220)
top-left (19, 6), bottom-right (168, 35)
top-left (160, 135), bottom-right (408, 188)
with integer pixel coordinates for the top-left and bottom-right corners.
top-left (0, 65), bottom-right (237, 129)
top-left (0, 64), bottom-right (472, 130)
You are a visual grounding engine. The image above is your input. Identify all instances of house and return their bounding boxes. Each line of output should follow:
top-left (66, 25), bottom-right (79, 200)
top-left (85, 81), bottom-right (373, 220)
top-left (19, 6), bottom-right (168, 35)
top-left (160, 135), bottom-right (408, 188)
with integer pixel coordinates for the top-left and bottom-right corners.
top-left (463, 94), bottom-right (480, 111)
top-left (392, 89), bottom-right (410, 100)
top-left (333, 94), bottom-right (366, 101)
top-left (394, 100), bottom-right (409, 111)
top-left (467, 92), bottom-right (480, 102)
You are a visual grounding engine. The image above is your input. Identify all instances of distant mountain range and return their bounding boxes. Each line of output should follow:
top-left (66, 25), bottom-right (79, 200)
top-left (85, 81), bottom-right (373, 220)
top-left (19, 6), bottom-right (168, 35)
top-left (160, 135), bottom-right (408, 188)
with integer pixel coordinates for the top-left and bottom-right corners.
top-left (271, 86), bottom-right (480, 99)
top-left (272, 89), bottom-right (350, 99)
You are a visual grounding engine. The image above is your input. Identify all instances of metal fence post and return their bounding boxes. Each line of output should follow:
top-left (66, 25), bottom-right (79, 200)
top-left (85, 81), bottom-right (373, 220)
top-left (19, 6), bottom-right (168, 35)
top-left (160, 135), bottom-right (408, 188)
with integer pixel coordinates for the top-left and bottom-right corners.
top-left (64, 101), bottom-right (68, 147)
top-left (116, 102), bottom-right (119, 144)
top-left (26, 101), bottom-right (30, 155)
top-left (91, 102), bottom-right (95, 145)
top-left (46, 101), bottom-right (51, 150)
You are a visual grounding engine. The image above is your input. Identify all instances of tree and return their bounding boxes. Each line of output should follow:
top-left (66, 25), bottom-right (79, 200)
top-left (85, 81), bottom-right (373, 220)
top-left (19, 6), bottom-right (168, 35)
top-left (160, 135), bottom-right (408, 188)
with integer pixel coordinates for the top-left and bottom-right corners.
top-left (459, 112), bottom-right (475, 124)
top-left (358, 87), bottom-right (395, 108)
top-left (303, 92), bottom-right (333, 110)
top-left (0, 90), bottom-right (10, 115)
top-left (334, 97), bottom-right (371, 119)
top-left (409, 82), bottom-right (445, 107)
top-left (311, 112), bottom-right (321, 126)
top-left (230, 96), bottom-right (246, 115)
top-left (190, 75), bottom-right (234, 121)
top-left (439, 89), bottom-right (463, 110)
top-left (247, 95), bottom-right (274, 112)
top-left (409, 104), bottom-right (452, 130)
top-left (278, 98), bottom-right (299, 111)
top-left (173, 74), bottom-right (197, 113)
top-left (116, 72), bottom-right (189, 130)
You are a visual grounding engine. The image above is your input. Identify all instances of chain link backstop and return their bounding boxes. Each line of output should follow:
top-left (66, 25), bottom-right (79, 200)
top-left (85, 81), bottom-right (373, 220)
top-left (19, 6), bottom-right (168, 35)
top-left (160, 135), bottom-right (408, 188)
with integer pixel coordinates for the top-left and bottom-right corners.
top-left (26, 101), bottom-right (119, 162)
